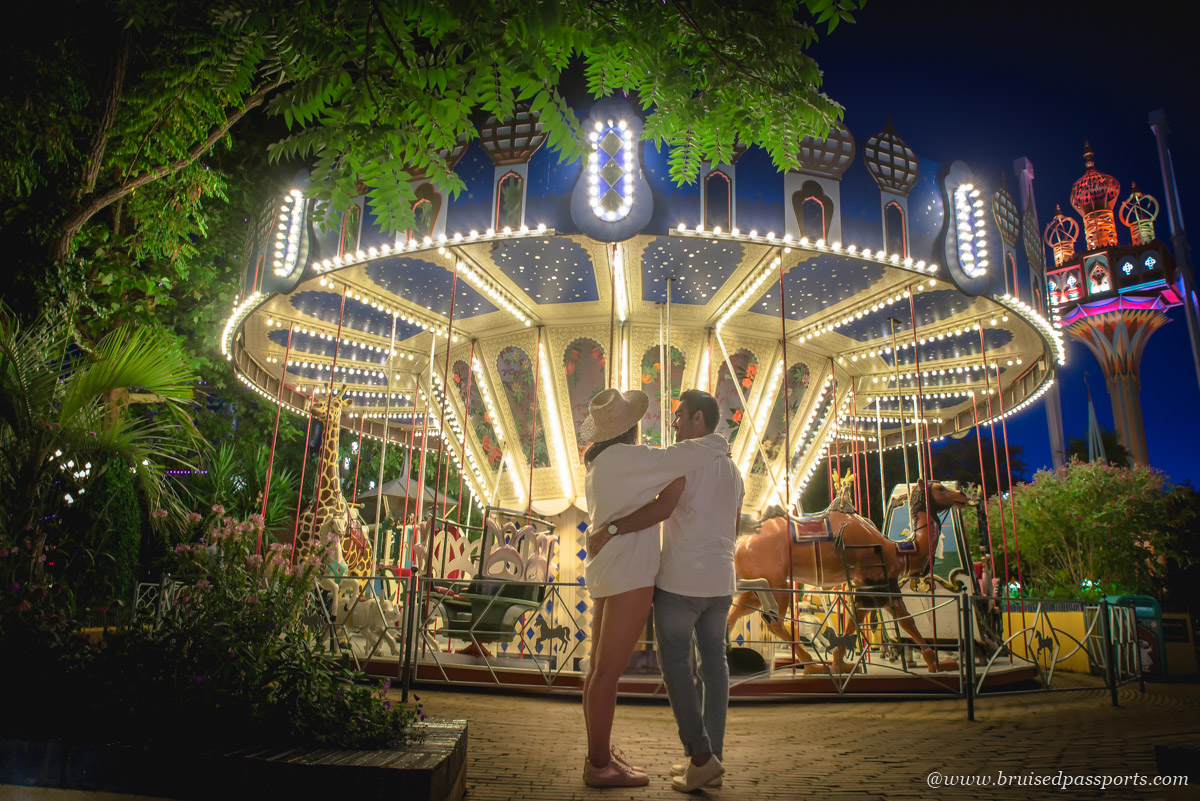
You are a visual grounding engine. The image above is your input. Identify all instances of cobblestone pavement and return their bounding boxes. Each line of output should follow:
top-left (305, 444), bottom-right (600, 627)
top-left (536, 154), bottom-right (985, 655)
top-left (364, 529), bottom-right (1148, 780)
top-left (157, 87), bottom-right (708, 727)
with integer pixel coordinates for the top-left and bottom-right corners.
top-left (395, 678), bottom-right (1200, 801)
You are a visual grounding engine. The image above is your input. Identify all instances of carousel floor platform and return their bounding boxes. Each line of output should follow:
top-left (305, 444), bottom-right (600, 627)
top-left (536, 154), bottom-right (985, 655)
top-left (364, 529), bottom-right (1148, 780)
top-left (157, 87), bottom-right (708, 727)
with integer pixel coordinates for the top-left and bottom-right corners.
top-left (363, 650), bottom-right (1039, 700)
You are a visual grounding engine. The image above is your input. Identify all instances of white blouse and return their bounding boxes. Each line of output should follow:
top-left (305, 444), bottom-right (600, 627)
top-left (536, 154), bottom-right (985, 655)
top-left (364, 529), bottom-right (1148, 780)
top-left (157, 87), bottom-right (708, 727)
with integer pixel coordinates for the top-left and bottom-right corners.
top-left (583, 440), bottom-right (721, 598)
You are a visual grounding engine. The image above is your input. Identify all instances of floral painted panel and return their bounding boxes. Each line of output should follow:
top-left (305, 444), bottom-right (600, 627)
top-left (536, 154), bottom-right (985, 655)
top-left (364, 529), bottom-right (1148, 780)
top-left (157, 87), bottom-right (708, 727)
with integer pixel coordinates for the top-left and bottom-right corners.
top-left (452, 360), bottom-right (503, 477)
top-left (563, 339), bottom-right (606, 456)
top-left (751, 362), bottom-right (810, 475)
top-left (640, 345), bottom-right (685, 447)
top-left (496, 346), bottom-right (550, 467)
top-left (713, 349), bottom-right (758, 444)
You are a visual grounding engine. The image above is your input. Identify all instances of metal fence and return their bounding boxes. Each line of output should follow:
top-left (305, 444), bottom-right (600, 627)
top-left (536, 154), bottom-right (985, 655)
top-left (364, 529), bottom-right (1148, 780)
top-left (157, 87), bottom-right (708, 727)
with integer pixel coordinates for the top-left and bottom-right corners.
top-left (131, 572), bottom-right (1143, 719)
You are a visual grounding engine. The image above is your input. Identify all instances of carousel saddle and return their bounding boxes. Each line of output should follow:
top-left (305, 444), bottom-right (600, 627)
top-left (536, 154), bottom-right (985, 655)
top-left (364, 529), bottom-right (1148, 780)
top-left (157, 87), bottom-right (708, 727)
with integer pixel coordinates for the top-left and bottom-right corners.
top-left (786, 513), bottom-right (834, 545)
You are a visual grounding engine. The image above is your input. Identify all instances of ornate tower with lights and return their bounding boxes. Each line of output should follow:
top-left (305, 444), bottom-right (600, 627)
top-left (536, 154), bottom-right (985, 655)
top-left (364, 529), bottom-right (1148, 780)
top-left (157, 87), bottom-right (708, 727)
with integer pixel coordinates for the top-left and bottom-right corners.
top-left (1044, 145), bottom-right (1180, 464)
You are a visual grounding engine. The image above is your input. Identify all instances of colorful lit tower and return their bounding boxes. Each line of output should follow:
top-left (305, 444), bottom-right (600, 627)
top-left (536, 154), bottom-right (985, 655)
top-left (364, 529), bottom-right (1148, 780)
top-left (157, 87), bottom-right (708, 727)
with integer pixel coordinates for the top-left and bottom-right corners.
top-left (1044, 144), bottom-right (1180, 465)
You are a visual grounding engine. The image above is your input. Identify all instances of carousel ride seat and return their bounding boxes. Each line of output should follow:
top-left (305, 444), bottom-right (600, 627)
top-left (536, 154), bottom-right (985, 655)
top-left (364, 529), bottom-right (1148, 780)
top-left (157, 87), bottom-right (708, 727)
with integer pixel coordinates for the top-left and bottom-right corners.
top-left (439, 579), bottom-right (546, 644)
top-left (786, 513), bottom-right (835, 544)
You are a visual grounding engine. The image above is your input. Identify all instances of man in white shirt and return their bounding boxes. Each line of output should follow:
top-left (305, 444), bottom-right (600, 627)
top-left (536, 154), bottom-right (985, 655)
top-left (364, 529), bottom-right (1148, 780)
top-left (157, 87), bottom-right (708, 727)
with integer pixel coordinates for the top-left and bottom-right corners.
top-left (594, 389), bottom-right (742, 792)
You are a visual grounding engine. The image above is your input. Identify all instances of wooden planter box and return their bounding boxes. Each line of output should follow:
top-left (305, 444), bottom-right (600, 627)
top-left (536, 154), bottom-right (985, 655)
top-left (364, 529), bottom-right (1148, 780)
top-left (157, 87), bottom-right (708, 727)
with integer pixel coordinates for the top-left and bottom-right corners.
top-left (0, 718), bottom-right (466, 801)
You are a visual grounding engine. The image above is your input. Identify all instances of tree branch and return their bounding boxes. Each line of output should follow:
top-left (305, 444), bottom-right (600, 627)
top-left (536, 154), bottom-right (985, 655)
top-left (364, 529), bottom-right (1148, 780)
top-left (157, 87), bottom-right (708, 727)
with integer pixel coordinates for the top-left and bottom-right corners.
top-left (77, 27), bottom-right (132, 201)
top-left (668, 1), bottom-right (769, 89)
top-left (50, 75), bottom-right (285, 263)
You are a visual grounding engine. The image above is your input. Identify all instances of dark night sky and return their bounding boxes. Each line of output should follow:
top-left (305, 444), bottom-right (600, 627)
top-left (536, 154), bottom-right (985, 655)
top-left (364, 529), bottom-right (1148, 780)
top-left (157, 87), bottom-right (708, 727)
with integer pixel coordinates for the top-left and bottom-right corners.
top-left (808, 0), bottom-right (1200, 485)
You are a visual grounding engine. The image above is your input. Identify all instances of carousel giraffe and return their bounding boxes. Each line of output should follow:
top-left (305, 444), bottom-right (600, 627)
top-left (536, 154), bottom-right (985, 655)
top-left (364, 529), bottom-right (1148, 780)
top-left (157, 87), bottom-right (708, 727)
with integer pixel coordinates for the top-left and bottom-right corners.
top-left (297, 386), bottom-right (375, 579)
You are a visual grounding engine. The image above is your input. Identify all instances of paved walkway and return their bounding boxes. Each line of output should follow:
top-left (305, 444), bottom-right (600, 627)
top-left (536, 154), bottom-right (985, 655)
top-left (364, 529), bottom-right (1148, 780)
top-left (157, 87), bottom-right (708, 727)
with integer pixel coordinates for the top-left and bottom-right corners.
top-left (397, 678), bottom-right (1200, 801)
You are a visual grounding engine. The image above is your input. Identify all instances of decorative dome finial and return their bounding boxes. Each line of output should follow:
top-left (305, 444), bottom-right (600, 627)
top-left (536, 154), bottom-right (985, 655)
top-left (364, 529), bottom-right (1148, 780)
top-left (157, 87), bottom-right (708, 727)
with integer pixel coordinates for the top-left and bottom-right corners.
top-left (1069, 142), bottom-right (1120, 250)
top-left (863, 118), bottom-right (918, 195)
top-left (1044, 204), bottom-right (1080, 267)
top-left (794, 122), bottom-right (855, 180)
top-left (1119, 181), bottom-right (1160, 245)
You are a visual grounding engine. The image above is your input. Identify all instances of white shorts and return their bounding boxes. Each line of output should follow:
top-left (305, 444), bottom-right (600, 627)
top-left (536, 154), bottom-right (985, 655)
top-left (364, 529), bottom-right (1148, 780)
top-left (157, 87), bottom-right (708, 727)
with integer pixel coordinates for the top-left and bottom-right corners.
top-left (584, 527), bottom-right (660, 598)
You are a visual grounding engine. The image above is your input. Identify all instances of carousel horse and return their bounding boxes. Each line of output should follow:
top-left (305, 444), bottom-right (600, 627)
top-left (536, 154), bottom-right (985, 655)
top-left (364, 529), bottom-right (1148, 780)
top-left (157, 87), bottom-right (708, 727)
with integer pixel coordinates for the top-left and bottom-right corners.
top-left (728, 477), bottom-right (971, 674)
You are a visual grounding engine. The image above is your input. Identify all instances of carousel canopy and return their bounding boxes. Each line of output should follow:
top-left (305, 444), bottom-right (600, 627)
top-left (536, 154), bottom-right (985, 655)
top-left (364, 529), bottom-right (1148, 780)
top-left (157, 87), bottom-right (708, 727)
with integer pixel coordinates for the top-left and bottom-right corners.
top-left (223, 96), bottom-right (1064, 515)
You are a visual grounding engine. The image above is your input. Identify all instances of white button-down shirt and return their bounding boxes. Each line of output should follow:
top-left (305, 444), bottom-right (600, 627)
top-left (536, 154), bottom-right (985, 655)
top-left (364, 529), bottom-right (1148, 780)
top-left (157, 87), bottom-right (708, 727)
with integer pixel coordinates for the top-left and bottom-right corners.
top-left (657, 432), bottom-right (744, 597)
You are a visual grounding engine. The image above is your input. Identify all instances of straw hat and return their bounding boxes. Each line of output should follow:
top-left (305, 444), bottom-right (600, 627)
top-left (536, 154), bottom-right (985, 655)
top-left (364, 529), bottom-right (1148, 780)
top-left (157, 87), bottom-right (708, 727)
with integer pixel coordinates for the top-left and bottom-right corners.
top-left (580, 388), bottom-right (650, 443)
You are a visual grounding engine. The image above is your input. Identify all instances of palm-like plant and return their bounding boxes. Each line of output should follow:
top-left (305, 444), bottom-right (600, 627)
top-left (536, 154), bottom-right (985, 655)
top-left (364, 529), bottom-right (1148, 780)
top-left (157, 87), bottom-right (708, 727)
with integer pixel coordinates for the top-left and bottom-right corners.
top-left (189, 441), bottom-right (299, 538)
top-left (0, 303), bottom-right (201, 579)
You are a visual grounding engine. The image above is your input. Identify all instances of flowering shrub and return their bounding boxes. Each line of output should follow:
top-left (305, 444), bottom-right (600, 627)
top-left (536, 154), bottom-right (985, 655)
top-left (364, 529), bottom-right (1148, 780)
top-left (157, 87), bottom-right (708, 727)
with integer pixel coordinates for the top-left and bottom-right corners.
top-left (966, 460), bottom-right (1193, 600)
top-left (9, 512), bottom-right (416, 750)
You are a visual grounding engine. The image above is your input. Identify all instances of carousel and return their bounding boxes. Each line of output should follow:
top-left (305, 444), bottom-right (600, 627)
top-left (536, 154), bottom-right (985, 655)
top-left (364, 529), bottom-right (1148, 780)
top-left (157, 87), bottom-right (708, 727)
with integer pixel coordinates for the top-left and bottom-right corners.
top-left (222, 96), bottom-right (1068, 698)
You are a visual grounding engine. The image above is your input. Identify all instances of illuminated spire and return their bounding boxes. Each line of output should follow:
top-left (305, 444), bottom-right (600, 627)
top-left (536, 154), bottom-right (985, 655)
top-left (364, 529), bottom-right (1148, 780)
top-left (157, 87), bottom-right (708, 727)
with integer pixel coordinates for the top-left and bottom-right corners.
top-left (1069, 142), bottom-right (1120, 250)
top-left (1118, 181), bottom-right (1160, 246)
top-left (1043, 204), bottom-right (1080, 267)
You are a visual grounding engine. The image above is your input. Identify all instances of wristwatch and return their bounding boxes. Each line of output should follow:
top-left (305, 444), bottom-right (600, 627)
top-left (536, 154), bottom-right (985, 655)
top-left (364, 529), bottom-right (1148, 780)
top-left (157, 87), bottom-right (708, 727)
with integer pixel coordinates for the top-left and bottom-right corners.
top-left (607, 522), bottom-right (618, 535)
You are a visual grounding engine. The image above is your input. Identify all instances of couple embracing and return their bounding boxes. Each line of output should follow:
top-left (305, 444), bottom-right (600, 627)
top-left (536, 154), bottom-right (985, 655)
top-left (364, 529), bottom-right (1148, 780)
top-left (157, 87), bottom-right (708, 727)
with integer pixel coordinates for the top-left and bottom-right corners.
top-left (580, 387), bottom-right (744, 791)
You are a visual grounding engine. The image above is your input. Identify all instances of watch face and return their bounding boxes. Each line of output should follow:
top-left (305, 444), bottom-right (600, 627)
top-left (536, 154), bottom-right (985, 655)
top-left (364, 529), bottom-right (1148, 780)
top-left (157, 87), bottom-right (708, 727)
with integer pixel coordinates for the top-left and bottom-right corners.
top-left (608, 524), bottom-right (618, 534)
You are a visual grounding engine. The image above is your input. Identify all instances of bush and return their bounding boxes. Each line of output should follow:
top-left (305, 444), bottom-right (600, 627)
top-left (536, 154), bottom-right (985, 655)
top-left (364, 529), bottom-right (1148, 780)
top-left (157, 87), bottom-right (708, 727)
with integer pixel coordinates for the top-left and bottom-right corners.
top-left (968, 460), bottom-right (1191, 600)
top-left (4, 512), bottom-right (415, 750)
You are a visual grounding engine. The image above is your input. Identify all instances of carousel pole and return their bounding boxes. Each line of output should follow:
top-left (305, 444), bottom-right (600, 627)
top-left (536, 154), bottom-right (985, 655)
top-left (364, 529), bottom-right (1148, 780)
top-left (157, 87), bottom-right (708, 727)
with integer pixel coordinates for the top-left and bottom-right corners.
top-left (455, 341), bottom-right (477, 524)
top-left (851, 380), bottom-right (866, 518)
top-left (351, 412), bottom-right (366, 501)
top-left (398, 413), bottom-right (418, 566)
top-left (888, 318), bottom-right (912, 490)
top-left (906, 293), bottom-right (931, 536)
top-left (408, 330), bottom-right (441, 695)
top-left (829, 358), bottom-right (842, 489)
top-left (991, 360), bottom-right (1023, 592)
top-left (978, 330), bottom-right (1013, 632)
top-left (259, 324), bottom-right (294, 554)
top-left (907, 289), bottom-right (937, 649)
top-left (970, 391), bottom-right (1000, 598)
top-left (658, 303), bottom-right (667, 447)
top-left (875, 402), bottom-right (886, 515)
top-left (912, 394), bottom-right (925, 481)
top-left (431, 270), bottom-right (459, 533)
top-left (418, 330), bottom-right (438, 568)
top-left (608, 245), bottom-right (616, 387)
top-left (372, 314), bottom-right (399, 555)
top-left (289, 404), bottom-right (314, 567)
top-left (778, 253), bottom-right (791, 508)
top-left (987, 344), bottom-right (1028, 631)
top-left (665, 278), bottom-right (674, 445)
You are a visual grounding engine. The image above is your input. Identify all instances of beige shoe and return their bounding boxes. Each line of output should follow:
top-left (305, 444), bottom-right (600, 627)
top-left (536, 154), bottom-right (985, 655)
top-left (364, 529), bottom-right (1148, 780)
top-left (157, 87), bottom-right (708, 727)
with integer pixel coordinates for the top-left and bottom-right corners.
top-left (670, 760), bottom-right (723, 786)
top-left (584, 758), bottom-right (650, 788)
top-left (672, 755), bottom-right (725, 792)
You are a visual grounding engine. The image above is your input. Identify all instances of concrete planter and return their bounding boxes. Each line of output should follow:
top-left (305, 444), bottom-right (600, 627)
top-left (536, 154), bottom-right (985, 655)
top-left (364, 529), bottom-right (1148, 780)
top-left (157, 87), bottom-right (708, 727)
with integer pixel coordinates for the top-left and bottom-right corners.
top-left (0, 718), bottom-right (466, 801)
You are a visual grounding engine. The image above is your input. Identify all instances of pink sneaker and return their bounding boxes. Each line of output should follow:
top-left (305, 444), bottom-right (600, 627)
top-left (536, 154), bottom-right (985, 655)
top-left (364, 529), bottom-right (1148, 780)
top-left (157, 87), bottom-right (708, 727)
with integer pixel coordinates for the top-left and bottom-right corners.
top-left (584, 758), bottom-right (651, 788)
top-left (610, 746), bottom-right (645, 775)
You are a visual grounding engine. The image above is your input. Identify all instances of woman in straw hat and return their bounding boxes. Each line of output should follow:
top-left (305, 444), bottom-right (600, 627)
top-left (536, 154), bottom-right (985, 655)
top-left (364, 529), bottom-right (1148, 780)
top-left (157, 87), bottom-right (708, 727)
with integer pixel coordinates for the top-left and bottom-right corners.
top-left (579, 387), bottom-right (723, 787)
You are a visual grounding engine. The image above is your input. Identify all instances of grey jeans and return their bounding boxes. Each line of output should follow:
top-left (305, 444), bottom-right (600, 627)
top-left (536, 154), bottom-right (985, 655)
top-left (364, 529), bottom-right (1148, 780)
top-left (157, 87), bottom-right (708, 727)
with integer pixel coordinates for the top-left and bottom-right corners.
top-left (652, 588), bottom-right (732, 759)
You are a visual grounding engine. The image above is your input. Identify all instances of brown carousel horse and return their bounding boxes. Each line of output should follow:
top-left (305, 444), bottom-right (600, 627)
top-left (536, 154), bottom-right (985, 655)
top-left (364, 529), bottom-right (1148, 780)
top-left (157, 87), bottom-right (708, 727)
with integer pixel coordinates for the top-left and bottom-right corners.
top-left (728, 477), bottom-right (971, 674)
